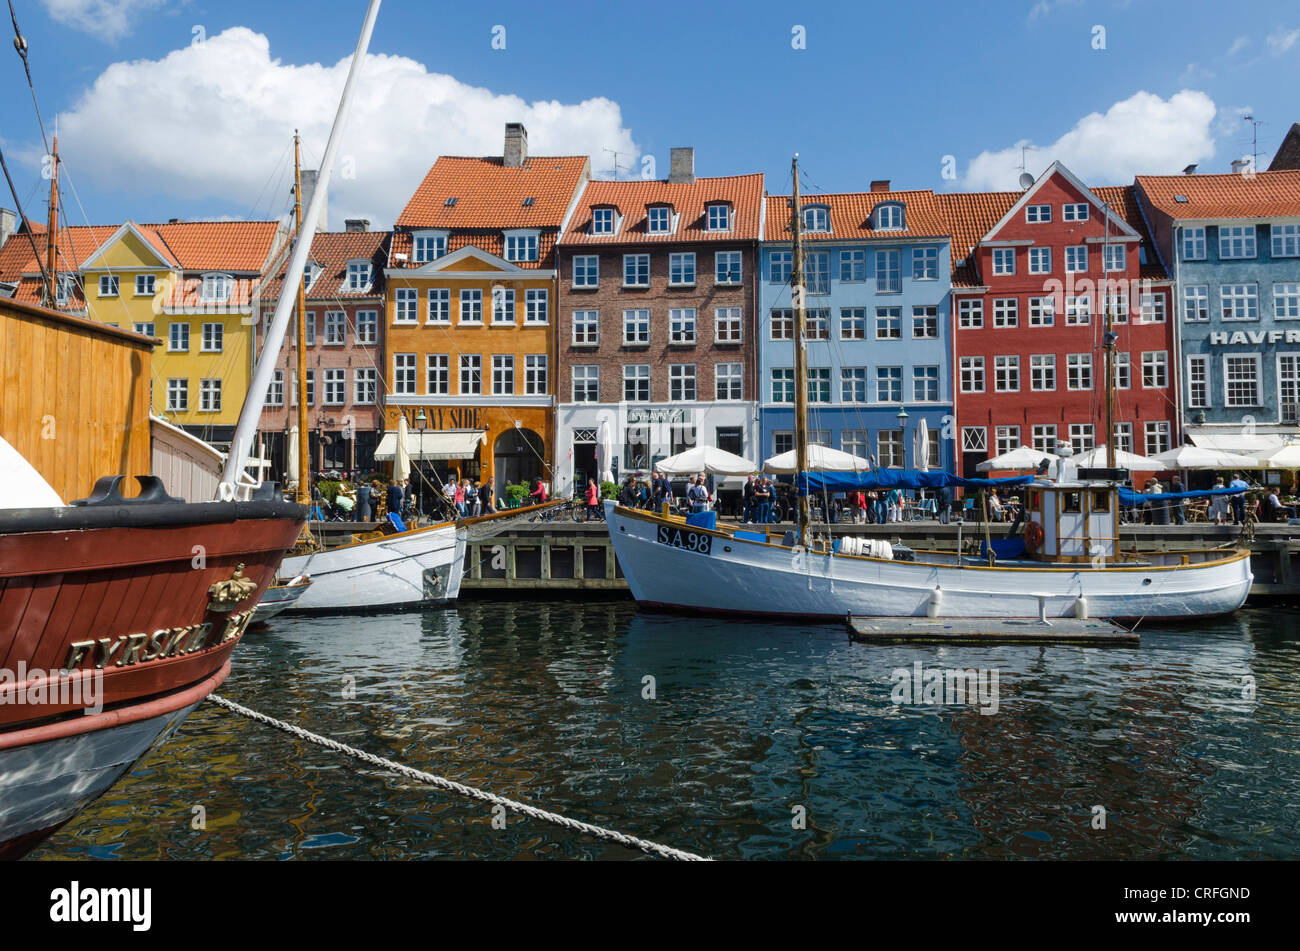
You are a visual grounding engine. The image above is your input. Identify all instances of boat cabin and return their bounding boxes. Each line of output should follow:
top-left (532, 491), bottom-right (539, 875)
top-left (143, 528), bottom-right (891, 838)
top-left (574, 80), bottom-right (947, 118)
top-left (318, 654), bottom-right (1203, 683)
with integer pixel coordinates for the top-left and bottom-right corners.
top-left (1023, 482), bottom-right (1120, 564)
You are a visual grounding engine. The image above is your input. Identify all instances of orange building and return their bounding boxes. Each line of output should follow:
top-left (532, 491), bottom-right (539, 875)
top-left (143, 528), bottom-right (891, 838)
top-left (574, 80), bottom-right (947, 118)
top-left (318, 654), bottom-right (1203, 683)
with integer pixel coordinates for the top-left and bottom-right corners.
top-left (383, 123), bottom-right (589, 491)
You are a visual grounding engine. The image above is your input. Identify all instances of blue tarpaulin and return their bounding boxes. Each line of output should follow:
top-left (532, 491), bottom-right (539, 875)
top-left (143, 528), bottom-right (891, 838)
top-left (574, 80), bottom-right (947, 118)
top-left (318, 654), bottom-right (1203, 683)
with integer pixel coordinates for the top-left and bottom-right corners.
top-left (797, 470), bottom-right (1033, 494)
top-left (1117, 486), bottom-right (1247, 507)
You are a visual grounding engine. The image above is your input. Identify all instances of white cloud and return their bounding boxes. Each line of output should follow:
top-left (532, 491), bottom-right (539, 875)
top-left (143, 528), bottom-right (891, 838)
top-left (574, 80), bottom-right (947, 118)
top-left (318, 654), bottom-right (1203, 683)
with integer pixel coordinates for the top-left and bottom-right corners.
top-left (959, 90), bottom-right (1217, 191)
top-left (49, 28), bottom-right (638, 229)
top-left (1267, 27), bottom-right (1300, 55)
top-left (1027, 0), bottom-right (1082, 24)
top-left (1227, 36), bottom-right (1249, 56)
top-left (40, 0), bottom-right (167, 41)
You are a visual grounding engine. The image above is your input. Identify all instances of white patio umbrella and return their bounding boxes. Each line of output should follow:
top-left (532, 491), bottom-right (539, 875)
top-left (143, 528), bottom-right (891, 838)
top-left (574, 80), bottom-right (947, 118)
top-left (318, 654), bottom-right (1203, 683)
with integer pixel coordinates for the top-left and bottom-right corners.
top-left (763, 444), bottom-right (872, 474)
top-left (1259, 443), bottom-right (1300, 469)
top-left (394, 413), bottom-right (411, 483)
top-left (656, 444), bottom-right (756, 476)
top-left (596, 419), bottom-right (614, 483)
top-left (976, 445), bottom-right (1057, 472)
top-left (914, 417), bottom-right (930, 471)
top-left (1152, 445), bottom-right (1258, 469)
top-left (1071, 445), bottom-right (1163, 471)
top-left (286, 426), bottom-right (300, 486)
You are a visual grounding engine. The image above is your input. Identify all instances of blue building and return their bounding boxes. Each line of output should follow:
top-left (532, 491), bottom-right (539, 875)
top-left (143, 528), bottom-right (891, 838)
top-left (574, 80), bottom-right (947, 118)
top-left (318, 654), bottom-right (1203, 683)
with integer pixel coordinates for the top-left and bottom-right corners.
top-left (758, 185), bottom-right (954, 470)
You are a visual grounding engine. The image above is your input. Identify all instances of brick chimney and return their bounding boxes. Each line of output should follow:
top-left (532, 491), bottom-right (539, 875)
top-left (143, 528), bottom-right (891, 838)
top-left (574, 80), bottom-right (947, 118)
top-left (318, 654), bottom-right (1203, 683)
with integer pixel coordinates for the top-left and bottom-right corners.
top-left (300, 169), bottom-right (328, 231)
top-left (870, 180), bottom-right (891, 192)
top-left (668, 147), bottom-right (695, 184)
top-left (504, 122), bottom-right (528, 168)
top-left (0, 208), bottom-right (15, 250)
top-left (344, 218), bottom-right (370, 233)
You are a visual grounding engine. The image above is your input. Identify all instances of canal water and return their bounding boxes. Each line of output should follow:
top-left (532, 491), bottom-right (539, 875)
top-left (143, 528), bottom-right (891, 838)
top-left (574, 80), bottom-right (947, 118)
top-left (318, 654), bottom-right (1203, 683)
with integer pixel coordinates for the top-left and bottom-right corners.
top-left (29, 601), bottom-right (1300, 860)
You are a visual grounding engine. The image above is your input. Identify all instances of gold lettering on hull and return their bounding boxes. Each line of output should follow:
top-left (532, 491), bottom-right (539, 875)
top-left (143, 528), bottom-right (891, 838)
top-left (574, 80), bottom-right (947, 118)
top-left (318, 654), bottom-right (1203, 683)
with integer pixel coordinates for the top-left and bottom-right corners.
top-left (62, 612), bottom-right (253, 671)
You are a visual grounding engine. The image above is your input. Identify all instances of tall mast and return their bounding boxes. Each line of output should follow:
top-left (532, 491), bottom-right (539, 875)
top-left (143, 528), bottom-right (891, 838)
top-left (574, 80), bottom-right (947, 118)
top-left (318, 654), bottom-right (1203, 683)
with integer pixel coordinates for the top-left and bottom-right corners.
top-left (790, 155), bottom-right (811, 547)
top-left (43, 136), bottom-right (59, 308)
top-left (293, 131), bottom-right (311, 504)
top-left (1103, 202), bottom-right (1116, 470)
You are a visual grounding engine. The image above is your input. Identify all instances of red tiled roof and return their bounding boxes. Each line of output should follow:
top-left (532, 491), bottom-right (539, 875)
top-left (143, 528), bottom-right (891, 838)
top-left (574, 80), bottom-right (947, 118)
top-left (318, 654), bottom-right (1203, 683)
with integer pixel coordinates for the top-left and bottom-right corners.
top-left (1091, 185), bottom-right (1169, 281)
top-left (934, 191), bottom-right (1019, 287)
top-left (762, 188), bottom-right (948, 243)
top-left (561, 173), bottom-right (765, 245)
top-left (388, 230), bottom-right (560, 269)
top-left (394, 155), bottom-right (590, 231)
top-left (262, 230), bottom-right (390, 302)
top-left (1135, 169), bottom-right (1300, 220)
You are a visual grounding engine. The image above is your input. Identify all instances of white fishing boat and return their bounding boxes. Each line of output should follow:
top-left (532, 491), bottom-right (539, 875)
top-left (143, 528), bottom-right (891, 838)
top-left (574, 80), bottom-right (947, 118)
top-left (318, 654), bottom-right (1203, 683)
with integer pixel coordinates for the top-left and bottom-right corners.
top-left (253, 574), bottom-right (314, 620)
top-left (605, 155), bottom-right (1253, 623)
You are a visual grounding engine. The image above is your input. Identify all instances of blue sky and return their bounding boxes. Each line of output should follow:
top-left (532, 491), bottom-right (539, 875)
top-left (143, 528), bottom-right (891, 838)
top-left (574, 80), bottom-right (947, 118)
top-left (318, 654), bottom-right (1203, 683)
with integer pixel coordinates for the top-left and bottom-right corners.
top-left (1, 0), bottom-right (1296, 230)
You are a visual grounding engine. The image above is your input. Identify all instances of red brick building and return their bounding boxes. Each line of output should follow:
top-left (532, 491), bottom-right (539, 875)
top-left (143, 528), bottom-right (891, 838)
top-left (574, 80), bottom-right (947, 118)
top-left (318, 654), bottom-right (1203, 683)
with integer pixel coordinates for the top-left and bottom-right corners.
top-left (940, 163), bottom-right (1176, 476)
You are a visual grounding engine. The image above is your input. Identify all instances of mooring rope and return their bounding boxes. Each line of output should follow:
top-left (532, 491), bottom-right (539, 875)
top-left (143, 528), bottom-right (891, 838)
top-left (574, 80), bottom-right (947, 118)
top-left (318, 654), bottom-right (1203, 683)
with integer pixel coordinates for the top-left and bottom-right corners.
top-left (206, 694), bottom-right (711, 862)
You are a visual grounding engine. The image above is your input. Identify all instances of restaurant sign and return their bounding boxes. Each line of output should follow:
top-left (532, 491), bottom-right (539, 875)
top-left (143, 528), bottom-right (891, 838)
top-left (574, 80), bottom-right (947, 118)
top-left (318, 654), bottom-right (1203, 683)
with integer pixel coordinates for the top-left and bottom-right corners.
top-left (1209, 330), bottom-right (1300, 346)
top-left (627, 408), bottom-right (693, 424)
top-left (391, 406), bottom-right (483, 429)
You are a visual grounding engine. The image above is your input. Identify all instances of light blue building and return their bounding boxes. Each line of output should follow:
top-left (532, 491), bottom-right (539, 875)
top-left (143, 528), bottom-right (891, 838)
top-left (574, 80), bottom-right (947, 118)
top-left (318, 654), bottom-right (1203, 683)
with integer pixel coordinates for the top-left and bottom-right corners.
top-left (758, 187), bottom-right (954, 470)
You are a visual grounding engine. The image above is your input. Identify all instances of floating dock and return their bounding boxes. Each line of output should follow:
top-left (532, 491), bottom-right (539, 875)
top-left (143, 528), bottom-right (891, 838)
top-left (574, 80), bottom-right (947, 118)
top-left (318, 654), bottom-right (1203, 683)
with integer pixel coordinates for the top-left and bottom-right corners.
top-left (846, 615), bottom-right (1138, 645)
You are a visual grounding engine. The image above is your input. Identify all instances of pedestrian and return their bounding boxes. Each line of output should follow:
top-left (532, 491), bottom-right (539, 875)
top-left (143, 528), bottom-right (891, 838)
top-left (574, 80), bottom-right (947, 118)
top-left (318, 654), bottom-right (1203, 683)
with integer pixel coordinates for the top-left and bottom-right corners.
top-left (742, 474), bottom-right (756, 523)
top-left (937, 484), bottom-right (952, 525)
top-left (529, 477), bottom-right (549, 505)
top-left (888, 488), bottom-right (903, 523)
top-left (687, 475), bottom-right (709, 513)
top-left (754, 477), bottom-right (772, 524)
top-left (480, 476), bottom-right (496, 515)
top-left (454, 479), bottom-right (467, 518)
top-left (619, 475), bottom-right (640, 508)
top-left (1208, 477), bottom-right (1228, 524)
top-left (651, 470), bottom-right (671, 510)
top-left (584, 478), bottom-right (602, 521)
top-left (1228, 473), bottom-right (1249, 524)
top-left (1169, 475), bottom-right (1186, 525)
top-left (386, 480), bottom-right (403, 523)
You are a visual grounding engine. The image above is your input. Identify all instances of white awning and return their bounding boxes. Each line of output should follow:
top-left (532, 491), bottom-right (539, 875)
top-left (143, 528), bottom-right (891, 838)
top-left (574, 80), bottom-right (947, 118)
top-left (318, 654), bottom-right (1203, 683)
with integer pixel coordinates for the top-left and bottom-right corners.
top-left (373, 429), bottom-right (486, 461)
top-left (1187, 432), bottom-right (1285, 455)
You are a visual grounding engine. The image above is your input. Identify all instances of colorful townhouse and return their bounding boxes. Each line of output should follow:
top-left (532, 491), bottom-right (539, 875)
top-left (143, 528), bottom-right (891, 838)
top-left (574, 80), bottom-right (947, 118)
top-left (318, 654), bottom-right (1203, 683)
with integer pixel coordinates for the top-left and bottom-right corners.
top-left (759, 183), bottom-right (954, 469)
top-left (552, 151), bottom-right (764, 495)
top-left (940, 163), bottom-right (1177, 477)
top-left (0, 218), bottom-right (287, 448)
top-left (1134, 169), bottom-right (1300, 456)
top-left (256, 223), bottom-right (390, 477)
top-left (384, 123), bottom-right (590, 488)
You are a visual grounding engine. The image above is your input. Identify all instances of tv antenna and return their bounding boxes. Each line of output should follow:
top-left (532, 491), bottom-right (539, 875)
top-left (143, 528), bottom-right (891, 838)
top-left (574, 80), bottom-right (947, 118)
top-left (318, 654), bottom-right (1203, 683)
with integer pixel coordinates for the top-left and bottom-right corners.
top-left (603, 147), bottom-right (629, 180)
top-left (1243, 114), bottom-right (1263, 169)
top-left (1017, 144), bottom-right (1040, 189)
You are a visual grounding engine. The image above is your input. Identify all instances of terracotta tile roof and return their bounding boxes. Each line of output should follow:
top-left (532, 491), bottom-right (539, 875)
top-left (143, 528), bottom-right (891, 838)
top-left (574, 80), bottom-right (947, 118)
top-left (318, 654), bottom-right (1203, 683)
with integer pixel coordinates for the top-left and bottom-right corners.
top-left (1269, 123), bottom-right (1300, 171)
top-left (1091, 185), bottom-right (1169, 281)
top-left (762, 188), bottom-right (948, 243)
top-left (561, 173), bottom-right (765, 245)
top-left (1135, 169), bottom-right (1300, 220)
top-left (388, 230), bottom-right (560, 269)
top-left (394, 155), bottom-right (590, 231)
top-left (934, 191), bottom-right (1019, 287)
top-left (262, 230), bottom-right (390, 302)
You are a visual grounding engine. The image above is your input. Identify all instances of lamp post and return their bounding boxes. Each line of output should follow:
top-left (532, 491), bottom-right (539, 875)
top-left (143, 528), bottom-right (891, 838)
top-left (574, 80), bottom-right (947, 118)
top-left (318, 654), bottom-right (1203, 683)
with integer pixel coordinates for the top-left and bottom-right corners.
top-left (896, 405), bottom-right (909, 468)
top-left (416, 408), bottom-right (427, 518)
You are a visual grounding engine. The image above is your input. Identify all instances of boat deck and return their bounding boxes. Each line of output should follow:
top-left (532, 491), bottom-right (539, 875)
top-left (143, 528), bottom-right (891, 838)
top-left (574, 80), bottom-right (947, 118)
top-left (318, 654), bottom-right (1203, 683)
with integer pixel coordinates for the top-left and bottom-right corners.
top-left (846, 616), bottom-right (1138, 645)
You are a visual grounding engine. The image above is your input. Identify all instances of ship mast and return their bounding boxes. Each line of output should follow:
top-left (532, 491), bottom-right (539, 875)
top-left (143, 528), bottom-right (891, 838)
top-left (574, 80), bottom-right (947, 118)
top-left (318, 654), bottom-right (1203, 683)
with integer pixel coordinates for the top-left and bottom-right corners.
top-left (1102, 202), bottom-right (1116, 470)
top-left (790, 155), bottom-right (811, 547)
top-left (42, 136), bottom-right (59, 308)
top-left (293, 131), bottom-right (311, 505)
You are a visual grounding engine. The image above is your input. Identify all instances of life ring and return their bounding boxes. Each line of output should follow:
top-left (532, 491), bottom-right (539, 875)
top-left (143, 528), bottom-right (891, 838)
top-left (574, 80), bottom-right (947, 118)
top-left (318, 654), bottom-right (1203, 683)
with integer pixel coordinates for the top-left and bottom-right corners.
top-left (1024, 521), bottom-right (1044, 554)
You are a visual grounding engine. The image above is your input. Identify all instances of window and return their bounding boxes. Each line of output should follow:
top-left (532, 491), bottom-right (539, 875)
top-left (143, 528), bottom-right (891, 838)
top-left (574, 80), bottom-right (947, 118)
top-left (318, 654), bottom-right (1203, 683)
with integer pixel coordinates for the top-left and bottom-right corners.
top-left (292, 369), bottom-right (315, 406)
top-left (623, 364), bottom-right (650, 402)
top-left (707, 204), bottom-right (731, 231)
top-left (962, 427), bottom-right (987, 453)
top-left (303, 263), bottom-right (320, 290)
top-left (525, 289), bottom-right (548, 324)
top-left (134, 274), bottom-right (155, 296)
top-left (669, 308), bottom-right (697, 344)
top-left (1273, 224), bottom-right (1300, 258)
top-left (992, 248), bottom-right (1015, 275)
top-left (199, 379), bottom-right (222, 412)
top-left (1113, 422), bottom-right (1133, 454)
top-left (424, 355), bottom-right (449, 395)
top-left (912, 247), bottom-right (938, 280)
top-left (54, 274), bottom-right (75, 305)
top-left (623, 309), bottom-right (649, 345)
top-left (842, 430), bottom-right (868, 458)
top-left (460, 289), bottom-right (483, 324)
top-left (802, 205), bottom-right (830, 232)
top-left (458, 354), bottom-right (482, 395)
top-left (200, 274), bottom-right (232, 302)
top-left (876, 366), bottom-right (902, 402)
top-left (875, 203), bottom-right (904, 230)
top-left (960, 356), bottom-right (984, 393)
top-left (840, 249), bottom-right (867, 282)
top-left (133, 321), bottom-right (155, 337)
top-left (1145, 421), bottom-right (1171, 457)
top-left (876, 307), bottom-right (901, 339)
top-left (592, 207), bottom-right (616, 235)
top-left (356, 310), bottom-right (378, 343)
top-left (354, 368), bottom-right (376, 405)
top-left (994, 355), bottom-right (1019, 392)
top-left (1139, 293), bottom-right (1166, 323)
top-left (1028, 296), bottom-right (1055, 326)
top-left (426, 289), bottom-right (450, 324)
top-left (201, 322), bottom-right (223, 352)
top-left (266, 370), bottom-right (284, 406)
top-left (1103, 288), bottom-right (1128, 323)
top-left (958, 298), bottom-right (983, 329)
top-left (670, 364), bottom-right (697, 401)
top-left (771, 368), bottom-right (795, 403)
top-left (166, 378), bottom-right (187, 412)
top-left (647, 206), bottom-right (672, 234)
top-left (995, 426), bottom-right (1020, 457)
top-left (1274, 283), bottom-right (1300, 320)
top-left (1028, 247), bottom-right (1051, 274)
top-left (1069, 424), bottom-right (1094, 453)
top-left (1115, 352), bottom-right (1130, 390)
top-left (716, 307), bottom-right (743, 343)
top-left (572, 309), bottom-right (599, 345)
top-left (303, 311), bottom-right (316, 346)
top-left (807, 252), bottom-right (830, 294)
top-left (1065, 295), bottom-right (1091, 325)
top-left (837, 306), bottom-right (868, 340)
top-left (993, 298), bottom-right (1018, 327)
top-left (1142, 351), bottom-right (1168, 388)
top-left (1065, 245), bottom-right (1088, 273)
top-left (806, 309), bottom-right (828, 340)
top-left (715, 251), bottom-right (742, 285)
top-left (394, 353), bottom-right (416, 395)
top-left (1219, 225), bottom-right (1256, 259)
top-left (395, 288), bottom-right (418, 323)
top-left (1026, 204), bottom-right (1051, 223)
top-left (1031, 424), bottom-right (1057, 454)
top-left (807, 368), bottom-right (831, 403)
top-left (770, 309), bottom-right (794, 340)
top-left (573, 365), bottom-right (599, 402)
top-left (913, 366), bottom-right (939, 402)
top-left (99, 275), bottom-right (119, 297)
top-left (323, 368), bottom-right (345, 405)
top-left (672, 425), bottom-right (698, 455)
top-left (346, 262), bottom-right (372, 292)
top-left (1221, 284), bottom-right (1258, 321)
top-left (1182, 227), bottom-right (1206, 261)
top-left (1030, 354), bottom-right (1056, 391)
top-left (413, 232), bottom-right (447, 262)
top-left (912, 306), bottom-right (938, 338)
top-left (1183, 285), bottom-right (1209, 322)
top-left (1187, 355), bottom-right (1209, 408)
top-left (878, 430), bottom-right (904, 467)
top-left (841, 367), bottom-right (868, 403)
top-left (1063, 203), bottom-right (1089, 222)
top-left (1279, 355), bottom-right (1300, 421)
top-left (573, 255), bottom-right (599, 287)
top-left (169, 322), bottom-right (190, 351)
top-left (1067, 353), bottom-right (1092, 390)
top-left (716, 363), bottom-right (743, 401)
top-left (491, 287), bottom-right (516, 325)
top-left (875, 250), bottom-right (900, 293)
top-left (1103, 244), bottom-right (1125, 272)
top-left (324, 311), bottom-right (346, 345)
top-left (524, 355), bottom-right (547, 395)
top-left (623, 254), bottom-right (650, 287)
top-left (770, 251), bottom-right (792, 283)
top-left (669, 252), bottom-right (696, 286)
top-left (492, 355), bottom-right (514, 395)
top-left (1224, 355), bottom-right (1259, 406)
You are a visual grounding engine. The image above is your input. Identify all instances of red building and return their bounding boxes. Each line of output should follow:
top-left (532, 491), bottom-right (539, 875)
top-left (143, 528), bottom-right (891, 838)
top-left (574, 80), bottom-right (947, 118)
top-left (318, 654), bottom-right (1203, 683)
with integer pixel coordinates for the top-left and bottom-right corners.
top-left (940, 163), bottom-right (1176, 476)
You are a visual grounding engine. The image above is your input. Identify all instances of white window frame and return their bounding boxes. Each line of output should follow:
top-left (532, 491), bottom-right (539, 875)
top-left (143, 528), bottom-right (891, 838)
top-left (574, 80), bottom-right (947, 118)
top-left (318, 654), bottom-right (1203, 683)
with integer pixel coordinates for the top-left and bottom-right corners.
top-left (426, 354), bottom-right (449, 396)
top-left (669, 252), bottom-right (696, 286)
top-left (622, 309), bottom-right (650, 346)
top-left (715, 251), bottom-right (742, 285)
top-left (623, 254), bottom-right (650, 287)
top-left (572, 255), bottom-right (599, 288)
top-left (1218, 225), bottom-right (1256, 259)
top-left (460, 288), bottom-right (483, 325)
top-left (572, 309), bottom-right (600, 346)
top-left (1223, 354), bottom-right (1261, 407)
top-left (412, 231), bottom-right (448, 263)
top-left (426, 288), bottom-right (450, 325)
top-left (715, 306), bottom-right (743, 343)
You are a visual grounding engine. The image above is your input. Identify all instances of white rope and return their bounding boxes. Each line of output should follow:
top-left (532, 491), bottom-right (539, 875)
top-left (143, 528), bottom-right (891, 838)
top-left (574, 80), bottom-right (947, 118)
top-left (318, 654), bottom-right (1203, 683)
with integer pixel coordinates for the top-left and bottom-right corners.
top-left (207, 694), bottom-right (711, 861)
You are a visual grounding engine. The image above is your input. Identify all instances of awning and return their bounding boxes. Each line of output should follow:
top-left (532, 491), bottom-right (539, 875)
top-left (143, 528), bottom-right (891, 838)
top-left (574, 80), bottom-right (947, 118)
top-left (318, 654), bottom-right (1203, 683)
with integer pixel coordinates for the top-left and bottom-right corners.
top-left (373, 429), bottom-right (485, 462)
top-left (1187, 432), bottom-right (1286, 455)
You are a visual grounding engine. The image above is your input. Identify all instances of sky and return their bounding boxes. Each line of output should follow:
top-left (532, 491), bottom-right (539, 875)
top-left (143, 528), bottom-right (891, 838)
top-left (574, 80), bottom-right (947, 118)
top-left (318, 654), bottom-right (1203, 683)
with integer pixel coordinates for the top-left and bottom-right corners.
top-left (1, 0), bottom-right (1297, 232)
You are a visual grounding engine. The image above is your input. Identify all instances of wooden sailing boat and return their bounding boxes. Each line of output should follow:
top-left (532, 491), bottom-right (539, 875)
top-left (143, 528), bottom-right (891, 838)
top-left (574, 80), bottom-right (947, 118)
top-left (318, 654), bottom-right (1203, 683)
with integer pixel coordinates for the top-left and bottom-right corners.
top-left (604, 156), bottom-right (1253, 621)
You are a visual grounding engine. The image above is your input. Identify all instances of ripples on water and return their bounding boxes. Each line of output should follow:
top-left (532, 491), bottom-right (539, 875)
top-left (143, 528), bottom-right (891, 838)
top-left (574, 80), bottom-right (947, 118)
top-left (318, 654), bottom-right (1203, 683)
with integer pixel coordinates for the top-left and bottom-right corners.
top-left (30, 601), bottom-right (1300, 860)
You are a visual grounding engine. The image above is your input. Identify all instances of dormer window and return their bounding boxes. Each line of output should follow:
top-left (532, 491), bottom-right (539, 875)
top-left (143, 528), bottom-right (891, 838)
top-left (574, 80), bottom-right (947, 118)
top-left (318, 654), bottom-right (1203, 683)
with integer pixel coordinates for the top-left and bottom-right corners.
top-left (592, 207), bottom-right (618, 236)
top-left (647, 204), bottom-right (674, 234)
top-left (303, 262), bottom-right (321, 290)
top-left (504, 230), bottom-right (539, 262)
top-left (874, 203), bottom-right (904, 231)
top-left (345, 261), bottom-right (372, 292)
top-left (55, 274), bottom-right (77, 305)
top-left (802, 205), bottom-right (830, 233)
top-left (413, 232), bottom-right (448, 263)
top-left (200, 273), bottom-right (233, 303)
top-left (706, 203), bottom-right (732, 232)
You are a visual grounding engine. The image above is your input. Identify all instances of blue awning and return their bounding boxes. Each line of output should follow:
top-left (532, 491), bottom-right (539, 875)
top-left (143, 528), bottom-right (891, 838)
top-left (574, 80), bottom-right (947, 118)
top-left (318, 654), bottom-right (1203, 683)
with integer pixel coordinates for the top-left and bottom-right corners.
top-left (1117, 486), bottom-right (1247, 507)
top-left (797, 470), bottom-right (1033, 494)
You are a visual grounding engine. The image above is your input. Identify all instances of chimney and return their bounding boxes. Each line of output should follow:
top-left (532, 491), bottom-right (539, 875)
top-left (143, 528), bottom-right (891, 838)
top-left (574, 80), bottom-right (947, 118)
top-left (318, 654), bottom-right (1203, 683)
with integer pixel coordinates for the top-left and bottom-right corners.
top-left (299, 169), bottom-right (328, 231)
top-left (1230, 158), bottom-right (1251, 176)
top-left (870, 180), bottom-right (890, 192)
top-left (168, 217), bottom-right (182, 224)
top-left (344, 218), bottom-right (370, 233)
top-left (668, 147), bottom-right (695, 184)
top-left (0, 208), bottom-right (16, 249)
top-left (504, 122), bottom-right (528, 168)
top-left (1182, 164), bottom-right (1198, 175)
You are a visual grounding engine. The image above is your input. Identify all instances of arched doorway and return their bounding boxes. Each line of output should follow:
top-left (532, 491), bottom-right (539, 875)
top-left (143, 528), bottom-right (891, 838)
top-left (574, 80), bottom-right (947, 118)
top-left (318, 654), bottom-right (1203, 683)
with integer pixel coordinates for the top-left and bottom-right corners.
top-left (494, 428), bottom-right (544, 490)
